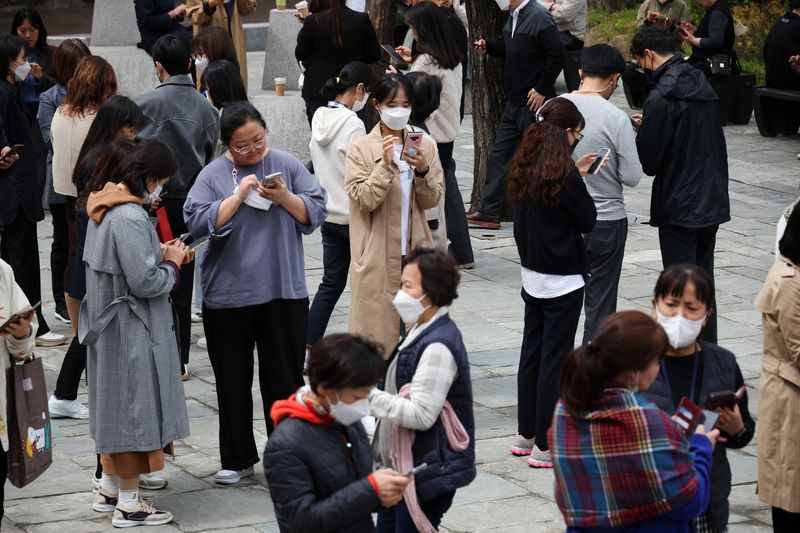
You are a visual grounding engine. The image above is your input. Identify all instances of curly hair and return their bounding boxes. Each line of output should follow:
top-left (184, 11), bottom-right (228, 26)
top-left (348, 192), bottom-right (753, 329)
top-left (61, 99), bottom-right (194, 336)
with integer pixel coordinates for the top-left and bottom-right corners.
top-left (506, 98), bottom-right (584, 208)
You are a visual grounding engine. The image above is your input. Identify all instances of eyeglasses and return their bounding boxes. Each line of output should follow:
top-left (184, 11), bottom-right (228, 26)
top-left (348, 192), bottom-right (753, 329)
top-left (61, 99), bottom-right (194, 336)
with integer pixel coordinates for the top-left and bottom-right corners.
top-left (572, 130), bottom-right (584, 141)
top-left (230, 139), bottom-right (266, 155)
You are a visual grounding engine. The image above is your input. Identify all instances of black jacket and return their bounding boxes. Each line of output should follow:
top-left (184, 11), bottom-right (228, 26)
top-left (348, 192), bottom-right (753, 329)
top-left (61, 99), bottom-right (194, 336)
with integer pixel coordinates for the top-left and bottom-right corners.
top-left (692, 0), bottom-right (735, 61)
top-left (295, 8), bottom-right (380, 103)
top-left (0, 80), bottom-right (43, 226)
top-left (513, 166), bottom-right (596, 276)
top-left (636, 55), bottom-right (730, 229)
top-left (134, 0), bottom-right (193, 55)
top-left (486, 2), bottom-right (565, 103)
top-left (764, 12), bottom-right (800, 90)
top-left (264, 417), bottom-right (381, 533)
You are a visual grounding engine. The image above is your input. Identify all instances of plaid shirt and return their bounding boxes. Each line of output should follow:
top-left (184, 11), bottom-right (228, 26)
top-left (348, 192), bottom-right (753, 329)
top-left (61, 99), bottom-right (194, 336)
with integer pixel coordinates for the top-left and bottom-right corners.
top-left (549, 388), bottom-right (700, 528)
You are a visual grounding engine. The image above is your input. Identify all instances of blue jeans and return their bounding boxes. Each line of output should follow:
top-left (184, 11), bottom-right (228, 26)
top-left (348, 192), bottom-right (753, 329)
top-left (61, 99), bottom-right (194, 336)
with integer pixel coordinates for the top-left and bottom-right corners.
top-left (377, 490), bottom-right (455, 532)
top-left (307, 222), bottom-right (350, 345)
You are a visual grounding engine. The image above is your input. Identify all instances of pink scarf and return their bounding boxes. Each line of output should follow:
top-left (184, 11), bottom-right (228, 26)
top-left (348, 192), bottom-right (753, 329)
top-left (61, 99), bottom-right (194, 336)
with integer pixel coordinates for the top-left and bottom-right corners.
top-left (390, 383), bottom-right (470, 533)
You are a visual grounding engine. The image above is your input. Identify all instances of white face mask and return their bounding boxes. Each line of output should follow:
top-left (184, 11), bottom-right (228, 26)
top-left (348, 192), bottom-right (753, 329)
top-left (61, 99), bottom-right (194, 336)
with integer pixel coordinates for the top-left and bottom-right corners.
top-left (328, 391), bottom-right (371, 426)
top-left (392, 289), bottom-right (430, 324)
top-left (195, 56), bottom-right (209, 75)
top-left (143, 183), bottom-right (162, 205)
top-left (234, 183), bottom-right (273, 211)
top-left (352, 90), bottom-right (369, 113)
top-left (495, 0), bottom-right (510, 10)
top-left (13, 60), bottom-right (31, 82)
top-left (656, 310), bottom-right (705, 349)
top-left (379, 106), bottom-right (412, 131)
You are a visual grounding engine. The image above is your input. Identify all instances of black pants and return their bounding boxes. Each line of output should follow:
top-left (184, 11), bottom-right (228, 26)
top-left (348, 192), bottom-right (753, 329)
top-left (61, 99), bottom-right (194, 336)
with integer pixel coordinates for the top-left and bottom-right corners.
top-left (560, 31), bottom-right (584, 51)
top-left (163, 197), bottom-right (194, 367)
top-left (583, 219), bottom-right (628, 343)
top-left (438, 142), bottom-right (474, 264)
top-left (307, 222), bottom-right (350, 345)
top-left (518, 287), bottom-right (583, 449)
top-left (377, 490), bottom-right (455, 532)
top-left (0, 210), bottom-right (49, 336)
top-left (49, 203), bottom-right (69, 312)
top-left (53, 336), bottom-right (87, 401)
top-left (0, 443), bottom-right (6, 523)
top-left (204, 298), bottom-right (307, 470)
top-left (658, 224), bottom-right (719, 343)
top-left (773, 506), bottom-right (800, 533)
top-left (477, 102), bottom-right (535, 218)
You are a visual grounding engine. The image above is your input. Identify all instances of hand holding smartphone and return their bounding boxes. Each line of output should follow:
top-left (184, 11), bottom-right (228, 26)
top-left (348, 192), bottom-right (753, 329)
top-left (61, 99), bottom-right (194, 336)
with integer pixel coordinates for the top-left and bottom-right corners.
top-left (674, 397), bottom-right (703, 437)
top-left (402, 132), bottom-right (424, 161)
top-left (703, 385), bottom-right (746, 410)
top-left (1, 144), bottom-right (24, 160)
top-left (262, 172), bottom-right (282, 188)
top-left (586, 148), bottom-right (611, 174)
top-left (0, 301), bottom-right (40, 332)
top-left (403, 462), bottom-right (428, 477)
top-left (381, 44), bottom-right (406, 64)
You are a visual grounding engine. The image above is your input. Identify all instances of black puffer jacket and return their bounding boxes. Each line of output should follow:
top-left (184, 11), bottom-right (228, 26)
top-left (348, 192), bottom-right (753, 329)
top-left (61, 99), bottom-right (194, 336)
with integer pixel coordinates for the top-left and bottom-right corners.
top-left (264, 414), bottom-right (381, 533)
top-left (636, 55), bottom-right (730, 229)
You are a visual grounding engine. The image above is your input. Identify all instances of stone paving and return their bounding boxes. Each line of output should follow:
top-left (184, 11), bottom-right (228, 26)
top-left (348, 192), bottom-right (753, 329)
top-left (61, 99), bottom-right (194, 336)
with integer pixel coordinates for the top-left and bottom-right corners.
top-left (3, 54), bottom-right (799, 531)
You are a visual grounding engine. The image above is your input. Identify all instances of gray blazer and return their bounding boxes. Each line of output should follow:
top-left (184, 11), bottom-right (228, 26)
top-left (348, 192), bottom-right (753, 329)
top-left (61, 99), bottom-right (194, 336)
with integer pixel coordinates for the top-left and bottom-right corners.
top-left (36, 84), bottom-right (67, 206)
top-left (80, 202), bottom-right (190, 454)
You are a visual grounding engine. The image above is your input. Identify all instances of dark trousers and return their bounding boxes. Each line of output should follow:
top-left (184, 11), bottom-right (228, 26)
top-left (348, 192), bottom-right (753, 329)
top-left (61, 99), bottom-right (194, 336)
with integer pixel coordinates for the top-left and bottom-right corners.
top-left (203, 298), bottom-right (307, 470)
top-left (658, 224), bottom-right (719, 343)
top-left (53, 336), bottom-right (87, 401)
top-left (0, 210), bottom-right (49, 336)
top-left (477, 102), bottom-right (535, 218)
top-left (582, 218), bottom-right (628, 343)
top-left (163, 197), bottom-right (194, 367)
top-left (560, 31), bottom-right (584, 51)
top-left (0, 443), bottom-right (6, 523)
top-left (307, 222), bottom-right (350, 345)
top-left (438, 142), bottom-right (473, 264)
top-left (377, 490), bottom-right (455, 533)
top-left (772, 506), bottom-right (800, 533)
top-left (518, 287), bottom-right (583, 449)
top-left (63, 196), bottom-right (77, 293)
top-left (49, 203), bottom-right (68, 311)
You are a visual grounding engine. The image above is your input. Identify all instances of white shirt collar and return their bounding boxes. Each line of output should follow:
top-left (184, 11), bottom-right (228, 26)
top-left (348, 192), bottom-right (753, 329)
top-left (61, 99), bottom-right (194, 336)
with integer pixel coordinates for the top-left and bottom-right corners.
top-left (512, 0), bottom-right (531, 16)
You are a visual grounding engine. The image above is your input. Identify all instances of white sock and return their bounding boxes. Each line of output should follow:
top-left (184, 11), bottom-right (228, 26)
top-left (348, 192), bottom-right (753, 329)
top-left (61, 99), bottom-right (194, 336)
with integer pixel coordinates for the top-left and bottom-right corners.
top-left (118, 489), bottom-right (139, 508)
top-left (100, 473), bottom-right (119, 493)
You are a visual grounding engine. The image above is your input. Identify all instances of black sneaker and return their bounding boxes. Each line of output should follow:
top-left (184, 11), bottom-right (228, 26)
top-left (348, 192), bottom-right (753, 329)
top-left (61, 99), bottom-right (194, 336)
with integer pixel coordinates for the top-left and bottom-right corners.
top-left (112, 498), bottom-right (173, 527)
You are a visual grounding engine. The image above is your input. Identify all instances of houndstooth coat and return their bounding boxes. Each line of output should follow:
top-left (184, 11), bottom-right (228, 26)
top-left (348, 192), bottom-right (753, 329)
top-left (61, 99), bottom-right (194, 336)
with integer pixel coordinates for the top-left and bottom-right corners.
top-left (79, 202), bottom-right (190, 454)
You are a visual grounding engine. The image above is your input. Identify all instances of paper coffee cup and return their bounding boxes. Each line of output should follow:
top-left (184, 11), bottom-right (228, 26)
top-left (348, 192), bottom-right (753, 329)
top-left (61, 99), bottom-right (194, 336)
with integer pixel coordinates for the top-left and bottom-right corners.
top-left (275, 77), bottom-right (287, 96)
top-left (296, 1), bottom-right (309, 16)
top-left (276, 0), bottom-right (287, 10)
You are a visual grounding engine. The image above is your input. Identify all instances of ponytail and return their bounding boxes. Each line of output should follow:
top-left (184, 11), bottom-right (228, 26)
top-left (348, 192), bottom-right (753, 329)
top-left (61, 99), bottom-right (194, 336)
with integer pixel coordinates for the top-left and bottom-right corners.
top-left (319, 60), bottom-right (376, 100)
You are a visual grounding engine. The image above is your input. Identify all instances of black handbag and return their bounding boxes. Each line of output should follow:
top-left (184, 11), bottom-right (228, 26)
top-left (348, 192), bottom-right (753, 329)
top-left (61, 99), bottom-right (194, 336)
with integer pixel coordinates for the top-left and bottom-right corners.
top-left (708, 54), bottom-right (732, 77)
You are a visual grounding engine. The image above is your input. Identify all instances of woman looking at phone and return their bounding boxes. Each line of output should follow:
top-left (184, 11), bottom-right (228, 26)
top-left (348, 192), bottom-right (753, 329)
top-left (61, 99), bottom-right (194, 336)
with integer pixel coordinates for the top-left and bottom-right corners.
top-left (643, 264), bottom-right (754, 533)
top-left (184, 101), bottom-right (326, 486)
top-left (551, 311), bottom-right (718, 532)
top-left (345, 73), bottom-right (443, 355)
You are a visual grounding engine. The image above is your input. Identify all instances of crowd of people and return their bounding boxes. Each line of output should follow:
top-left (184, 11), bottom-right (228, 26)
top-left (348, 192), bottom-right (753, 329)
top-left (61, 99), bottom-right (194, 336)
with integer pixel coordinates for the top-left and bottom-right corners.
top-left (0, 0), bottom-right (798, 531)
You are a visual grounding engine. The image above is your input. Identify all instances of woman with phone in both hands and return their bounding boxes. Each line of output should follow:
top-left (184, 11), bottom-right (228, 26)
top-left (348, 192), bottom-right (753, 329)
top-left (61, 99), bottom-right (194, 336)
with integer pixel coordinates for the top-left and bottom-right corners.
top-left (370, 248), bottom-right (475, 533)
top-left (80, 140), bottom-right (191, 528)
top-left (346, 74), bottom-right (443, 355)
top-left (551, 311), bottom-right (718, 532)
top-left (184, 102), bottom-right (327, 486)
top-left (643, 264), bottom-right (754, 533)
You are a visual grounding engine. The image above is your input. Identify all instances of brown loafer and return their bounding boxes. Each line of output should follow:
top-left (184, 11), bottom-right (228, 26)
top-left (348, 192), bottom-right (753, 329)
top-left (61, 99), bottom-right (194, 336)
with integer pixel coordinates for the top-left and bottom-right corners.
top-left (467, 212), bottom-right (501, 230)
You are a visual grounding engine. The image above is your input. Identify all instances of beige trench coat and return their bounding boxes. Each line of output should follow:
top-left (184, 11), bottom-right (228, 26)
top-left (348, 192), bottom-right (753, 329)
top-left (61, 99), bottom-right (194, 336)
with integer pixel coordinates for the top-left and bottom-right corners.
top-left (186, 0), bottom-right (255, 89)
top-left (754, 256), bottom-right (800, 513)
top-left (345, 125), bottom-right (444, 356)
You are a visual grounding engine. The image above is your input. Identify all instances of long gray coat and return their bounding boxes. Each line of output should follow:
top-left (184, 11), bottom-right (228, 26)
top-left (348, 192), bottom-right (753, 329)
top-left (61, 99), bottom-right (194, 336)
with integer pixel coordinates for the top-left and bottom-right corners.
top-left (79, 202), bottom-right (190, 454)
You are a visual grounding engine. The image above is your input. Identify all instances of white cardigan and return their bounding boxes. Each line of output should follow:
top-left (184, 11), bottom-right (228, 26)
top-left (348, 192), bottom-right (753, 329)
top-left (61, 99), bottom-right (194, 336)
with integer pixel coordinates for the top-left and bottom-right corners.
top-left (410, 54), bottom-right (463, 144)
top-left (51, 107), bottom-right (96, 198)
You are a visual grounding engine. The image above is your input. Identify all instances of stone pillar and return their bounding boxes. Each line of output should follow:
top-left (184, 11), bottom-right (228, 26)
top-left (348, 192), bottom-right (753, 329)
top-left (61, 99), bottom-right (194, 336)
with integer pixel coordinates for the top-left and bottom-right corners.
top-left (261, 9), bottom-right (303, 91)
top-left (251, 94), bottom-right (311, 162)
top-left (91, 0), bottom-right (141, 47)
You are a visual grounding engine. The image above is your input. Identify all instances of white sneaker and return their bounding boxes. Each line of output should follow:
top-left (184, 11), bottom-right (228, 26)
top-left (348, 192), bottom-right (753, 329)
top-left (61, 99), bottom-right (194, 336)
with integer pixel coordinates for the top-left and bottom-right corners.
top-left (197, 337), bottom-right (207, 349)
top-left (48, 395), bottom-right (90, 419)
top-left (36, 331), bottom-right (68, 347)
top-left (112, 498), bottom-right (173, 527)
top-left (214, 466), bottom-right (254, 485)
top-left (92, 473), bottom-right (101, 493)
top-left (191, 312), bottom-right (203, 323)
top-left (93, 486), bottom-right (118, 513)
top-left (138, 472), bottom-right (168, 490)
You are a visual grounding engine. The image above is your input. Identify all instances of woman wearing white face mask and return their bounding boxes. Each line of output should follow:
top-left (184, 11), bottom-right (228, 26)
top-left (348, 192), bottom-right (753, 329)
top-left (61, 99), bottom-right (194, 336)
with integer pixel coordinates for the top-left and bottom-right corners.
top-left (643, 264), bottom-right (755, 533)
top-left (345, 74), bottom-right (444, 355)
top-left (265, 334), bottom-right (411, 533)
top-left (307, 61), bottom-right (375, 353)
top-left (370, 248), bottom-right (475, 533)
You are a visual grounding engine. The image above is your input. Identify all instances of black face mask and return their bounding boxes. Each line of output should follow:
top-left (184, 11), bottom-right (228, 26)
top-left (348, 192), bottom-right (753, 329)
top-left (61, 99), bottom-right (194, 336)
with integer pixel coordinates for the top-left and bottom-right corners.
top-left (571, 137), bottom-right (580, 152)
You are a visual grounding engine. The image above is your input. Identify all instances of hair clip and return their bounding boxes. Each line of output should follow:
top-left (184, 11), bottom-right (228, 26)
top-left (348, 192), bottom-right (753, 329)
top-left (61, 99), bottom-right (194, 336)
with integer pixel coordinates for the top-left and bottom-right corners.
top-left (336, 77), bottom-right (340, 84)
top-left (587, 340), bottom-right (599, 353)
top-left (535, 111), bottom-right (545, 123)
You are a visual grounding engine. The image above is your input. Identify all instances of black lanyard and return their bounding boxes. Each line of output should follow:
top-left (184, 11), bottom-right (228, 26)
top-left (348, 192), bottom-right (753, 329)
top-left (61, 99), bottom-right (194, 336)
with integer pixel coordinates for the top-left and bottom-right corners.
top-left (660, 349), bottom-right (700, 407)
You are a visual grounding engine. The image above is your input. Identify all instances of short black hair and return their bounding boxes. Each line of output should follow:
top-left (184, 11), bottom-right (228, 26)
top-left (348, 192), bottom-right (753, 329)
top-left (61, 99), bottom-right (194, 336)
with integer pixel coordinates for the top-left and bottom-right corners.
top-left (0, 35), bottom-right (25, 82)
top-left (580, 44), bottom-right (626, 78)
top-left (792, 0), bottom-right (800, 10)
top-left (114, 140), bottom-right (177, 198)
top-left (630, 26), bottom-right (680, 59)
top-left (205, 60), bottom-right (248, 110)
top-left (11, 8), bottom-right (48, 50)
top-left (308, 334), bottom-right (385, 393)
top-left (152, 34), bottom-right (191, 76)
top-left (404, 71), bottom-right (442, 124)
top-left (220, 101), bottom-right (267, 146)
top-left (654, 264), bottom-right (714, 309)
top-left (372, 73), bottom-right (415, 109)
top-left (404, 247), bottom-right (460, 307)
top-left (779, 203), bottom-right (800, 264)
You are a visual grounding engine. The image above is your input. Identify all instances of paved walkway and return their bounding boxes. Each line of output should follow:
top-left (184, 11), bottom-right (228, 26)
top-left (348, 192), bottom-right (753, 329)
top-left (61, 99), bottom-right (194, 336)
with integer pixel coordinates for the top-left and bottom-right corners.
top-left (4, 73), bottom-right (799, 532)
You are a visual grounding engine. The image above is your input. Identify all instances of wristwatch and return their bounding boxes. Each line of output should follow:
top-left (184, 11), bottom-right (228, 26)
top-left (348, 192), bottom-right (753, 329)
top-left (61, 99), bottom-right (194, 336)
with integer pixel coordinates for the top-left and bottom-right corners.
top-left (414, 167), bottom-right (429, 177)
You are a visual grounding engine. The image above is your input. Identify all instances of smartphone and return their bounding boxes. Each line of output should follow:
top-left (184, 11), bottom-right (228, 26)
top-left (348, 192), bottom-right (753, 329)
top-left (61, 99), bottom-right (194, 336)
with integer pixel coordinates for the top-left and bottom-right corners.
top-left (381, 44), bottom-right (406, 64)
top-left (178, 232), bottom-right (192, 243)
top-left (189, 236), bottom-right (209, 250)
top-left (587, 148), bottom-right (611, 174)
top-left (789, 57), bottom-right (800, 65)
top-left (402, 132), bottom-right (424, 160)
top-left (0, 301), bottom-right (41, 331)
top-left (704, 385), bottom-right (746, 410)
top-left (674, 397), bottom-right (703, 437)
top-left (674, 25), bottom-right (687, 36)
top-left (403, 462), bottom-right (428, 477)
top-left (2, 144), bottom-right (24, 159)
top-left (262, 172), bottom-right (282, 188)
top-left (701, 409), bottom-right (720, 431)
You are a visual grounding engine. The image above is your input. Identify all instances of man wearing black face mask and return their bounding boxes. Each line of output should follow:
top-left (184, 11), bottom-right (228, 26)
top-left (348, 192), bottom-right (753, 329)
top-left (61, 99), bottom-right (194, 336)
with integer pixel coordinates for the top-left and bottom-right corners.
top-left (631, 27), bottom-right (729, 343)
